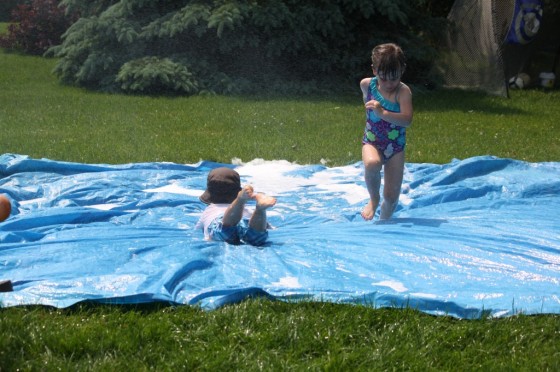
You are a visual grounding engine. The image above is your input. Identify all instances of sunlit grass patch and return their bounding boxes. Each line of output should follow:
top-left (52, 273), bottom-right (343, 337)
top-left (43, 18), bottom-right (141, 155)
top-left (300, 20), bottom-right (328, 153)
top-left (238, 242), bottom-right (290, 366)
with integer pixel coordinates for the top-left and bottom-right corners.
top-left (2, 52), bottom-right (559, 165)
top-left (1, 301), bottom-right (559, 370)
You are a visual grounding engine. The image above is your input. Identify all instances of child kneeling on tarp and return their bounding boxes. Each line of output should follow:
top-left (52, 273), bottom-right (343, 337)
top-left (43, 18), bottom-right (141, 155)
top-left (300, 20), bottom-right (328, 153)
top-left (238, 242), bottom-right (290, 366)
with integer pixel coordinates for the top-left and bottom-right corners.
top-left (196, 167), bottom-right (276, 246)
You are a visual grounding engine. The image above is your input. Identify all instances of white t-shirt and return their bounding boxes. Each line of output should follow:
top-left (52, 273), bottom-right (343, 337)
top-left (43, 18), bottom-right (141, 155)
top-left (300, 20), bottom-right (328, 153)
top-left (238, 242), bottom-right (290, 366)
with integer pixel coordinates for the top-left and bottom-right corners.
top-left (195, 203), bottom-right (252, 240)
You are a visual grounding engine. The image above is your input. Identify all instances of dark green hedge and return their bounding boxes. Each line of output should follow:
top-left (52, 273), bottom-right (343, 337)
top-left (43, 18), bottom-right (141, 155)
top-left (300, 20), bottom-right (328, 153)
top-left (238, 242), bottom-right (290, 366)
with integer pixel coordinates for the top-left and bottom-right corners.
top-left (50, 0), bottom-right (453, 95)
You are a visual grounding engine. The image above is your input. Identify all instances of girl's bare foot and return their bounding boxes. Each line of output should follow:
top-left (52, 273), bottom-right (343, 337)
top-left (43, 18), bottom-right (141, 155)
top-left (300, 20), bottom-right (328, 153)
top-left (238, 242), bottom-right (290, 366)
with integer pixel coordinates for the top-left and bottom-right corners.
top-left (361, 200), bottom-right (375, 220)
top-left (255, 193), bottom-right (276, 210)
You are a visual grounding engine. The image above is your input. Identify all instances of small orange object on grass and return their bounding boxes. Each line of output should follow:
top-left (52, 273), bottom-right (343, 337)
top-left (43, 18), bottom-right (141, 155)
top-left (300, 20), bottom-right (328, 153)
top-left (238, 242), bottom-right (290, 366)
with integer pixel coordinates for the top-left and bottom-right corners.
top-left (0, 194), bottom-right (11, 222)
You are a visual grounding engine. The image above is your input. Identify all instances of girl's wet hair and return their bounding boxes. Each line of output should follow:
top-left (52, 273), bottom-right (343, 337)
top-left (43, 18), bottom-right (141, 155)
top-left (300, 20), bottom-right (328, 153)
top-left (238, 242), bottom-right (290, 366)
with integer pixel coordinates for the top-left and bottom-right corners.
top-left (371, 43), bottom-right (406, 81)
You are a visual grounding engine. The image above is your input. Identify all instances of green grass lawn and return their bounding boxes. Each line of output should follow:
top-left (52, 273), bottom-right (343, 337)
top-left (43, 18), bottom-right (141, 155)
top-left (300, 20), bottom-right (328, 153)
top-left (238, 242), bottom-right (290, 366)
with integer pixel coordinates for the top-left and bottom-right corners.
top-left (1, 51), bottom-right (559, 166)
top-left (2, 301), bottom-right (559, 370)
top-left (1, 49), bottom-right (559, 370)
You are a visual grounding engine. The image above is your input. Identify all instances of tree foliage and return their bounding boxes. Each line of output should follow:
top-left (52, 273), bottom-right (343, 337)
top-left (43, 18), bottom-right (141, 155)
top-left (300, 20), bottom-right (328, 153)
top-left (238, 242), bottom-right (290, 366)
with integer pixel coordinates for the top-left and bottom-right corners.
top-left (50, 0), bottom-right (450, 95)
top-left (0, 1), bottom-right (29, 22)
top-left (0, 0), bottom-right (77, 55)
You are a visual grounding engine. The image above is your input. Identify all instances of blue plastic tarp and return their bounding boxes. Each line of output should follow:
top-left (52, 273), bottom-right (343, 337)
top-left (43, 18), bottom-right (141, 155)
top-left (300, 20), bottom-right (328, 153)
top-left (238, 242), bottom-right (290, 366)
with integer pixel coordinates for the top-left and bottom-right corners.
top-left (0, 153), bottom-right (558, 318)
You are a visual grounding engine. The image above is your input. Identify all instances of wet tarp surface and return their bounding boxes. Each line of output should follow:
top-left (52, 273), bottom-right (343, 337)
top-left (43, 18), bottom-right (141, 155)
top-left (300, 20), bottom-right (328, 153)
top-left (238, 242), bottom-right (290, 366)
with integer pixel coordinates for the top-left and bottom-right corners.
top-left (0, 154), bottom-right (558, 318)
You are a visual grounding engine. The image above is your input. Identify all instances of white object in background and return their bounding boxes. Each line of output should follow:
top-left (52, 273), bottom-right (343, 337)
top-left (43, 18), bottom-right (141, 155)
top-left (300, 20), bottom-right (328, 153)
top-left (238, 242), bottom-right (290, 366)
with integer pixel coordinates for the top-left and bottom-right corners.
top-left (538, 72), bottom-right (555, 88)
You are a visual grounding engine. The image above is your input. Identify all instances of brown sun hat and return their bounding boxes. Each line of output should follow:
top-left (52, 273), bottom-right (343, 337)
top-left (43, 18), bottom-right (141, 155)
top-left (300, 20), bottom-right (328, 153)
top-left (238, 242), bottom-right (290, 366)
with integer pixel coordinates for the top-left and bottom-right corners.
top-left (0, 279), bottom-right (13, 292)
top-left (199, 167), bottom-right (242, 204)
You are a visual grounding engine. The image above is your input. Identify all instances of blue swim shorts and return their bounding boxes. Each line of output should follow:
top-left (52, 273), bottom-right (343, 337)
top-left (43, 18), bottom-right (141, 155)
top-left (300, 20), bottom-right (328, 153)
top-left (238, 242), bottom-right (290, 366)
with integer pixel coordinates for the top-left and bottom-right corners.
top-left (208, 217), bottom-right (268, 247)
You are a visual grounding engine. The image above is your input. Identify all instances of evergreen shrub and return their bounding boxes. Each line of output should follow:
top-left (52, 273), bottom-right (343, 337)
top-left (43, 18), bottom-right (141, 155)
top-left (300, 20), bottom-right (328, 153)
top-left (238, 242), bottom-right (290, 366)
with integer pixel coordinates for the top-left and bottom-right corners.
top-left (50, 0), bottom-right (451, 95)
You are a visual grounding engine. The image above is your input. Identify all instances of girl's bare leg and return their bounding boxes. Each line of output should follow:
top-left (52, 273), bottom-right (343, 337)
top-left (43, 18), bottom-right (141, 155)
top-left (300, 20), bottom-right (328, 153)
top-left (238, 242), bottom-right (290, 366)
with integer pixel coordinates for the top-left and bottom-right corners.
top-left (379, 151), bottom-right (404, 220)
top-left (361, 144), bottom-right (383, 220)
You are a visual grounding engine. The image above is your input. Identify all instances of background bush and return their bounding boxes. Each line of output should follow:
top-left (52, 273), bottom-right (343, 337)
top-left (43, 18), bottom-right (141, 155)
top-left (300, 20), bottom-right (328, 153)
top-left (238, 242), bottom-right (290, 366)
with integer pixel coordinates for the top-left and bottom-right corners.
top-left (0, 0), bottom-right (77, 55)
top-left (4, 0), bottom-right (558, 95)
top-left (0, 0), bottom-right (29, 22)
top-left (50, 0), bottom-right (453, 95)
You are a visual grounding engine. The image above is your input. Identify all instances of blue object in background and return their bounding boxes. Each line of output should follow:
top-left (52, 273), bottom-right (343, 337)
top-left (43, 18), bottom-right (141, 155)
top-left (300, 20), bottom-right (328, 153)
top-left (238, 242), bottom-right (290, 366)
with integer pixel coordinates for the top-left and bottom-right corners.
top-left (506, 0), bottom-right (543, 45)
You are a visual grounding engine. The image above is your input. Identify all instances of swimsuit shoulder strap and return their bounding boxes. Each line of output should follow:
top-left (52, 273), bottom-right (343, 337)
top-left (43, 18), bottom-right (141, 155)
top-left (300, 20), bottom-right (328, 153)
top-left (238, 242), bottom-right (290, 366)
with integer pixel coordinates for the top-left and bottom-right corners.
top-left (395, 82), bottom-right (403, 103)
top-left (366, 77), bottom-right (377, 101)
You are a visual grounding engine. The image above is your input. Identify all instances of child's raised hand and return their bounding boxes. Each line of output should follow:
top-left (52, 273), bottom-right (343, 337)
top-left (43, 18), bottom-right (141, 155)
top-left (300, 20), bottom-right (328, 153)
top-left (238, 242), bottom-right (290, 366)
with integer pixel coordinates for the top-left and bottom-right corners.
top-left (365, 99), bottom-right (382, 113)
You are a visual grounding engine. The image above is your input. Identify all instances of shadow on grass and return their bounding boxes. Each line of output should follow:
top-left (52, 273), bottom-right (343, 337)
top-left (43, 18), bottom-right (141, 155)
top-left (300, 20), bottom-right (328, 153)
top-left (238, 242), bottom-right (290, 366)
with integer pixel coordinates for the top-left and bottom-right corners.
top-left (414, 88), bottom-right (526, 115)
top-left (238, 87), bottom-right (529, 116)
